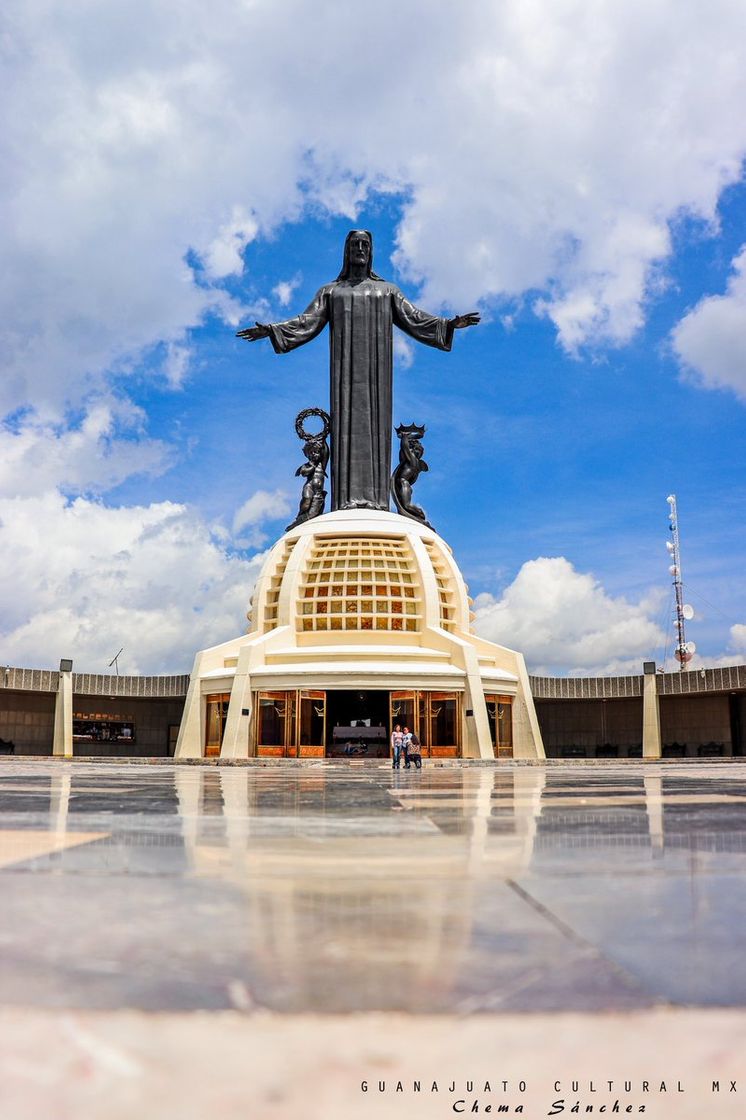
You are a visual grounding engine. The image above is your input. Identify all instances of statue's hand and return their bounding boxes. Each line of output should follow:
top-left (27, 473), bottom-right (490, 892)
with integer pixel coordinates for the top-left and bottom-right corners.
top-left (236, 322), bottom-right (271, 341)
top-left (450, 312), bottom-right (480, 330)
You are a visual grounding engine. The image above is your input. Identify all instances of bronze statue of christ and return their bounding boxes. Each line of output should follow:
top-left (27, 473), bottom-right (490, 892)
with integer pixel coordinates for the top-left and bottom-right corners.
top-left (237, 230), bottom-right (479, 512)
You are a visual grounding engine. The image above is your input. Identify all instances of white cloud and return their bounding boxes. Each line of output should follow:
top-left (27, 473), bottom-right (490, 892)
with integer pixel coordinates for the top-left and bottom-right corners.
top-left (232, 489), bottom-right (291, 536)
top-left (729, 623), bottom-right (746, 651)
top-left (163, 341), bottom-right (192, 389)
top-left (201, 206), bottom-right (259, 280)
top-left (534, 215), bottom-right (671, 350)
top-left (0, 402), bottom-right (170, 498)
top-left (272, 275), bottom-right (301, 308)
top-left (671, 246), bottom-right (746, 398)
top-left (0, 489), bottom-right (265, 673)
top-left (680, 651), bottom-right (745, 670)
top-left (393, 334), bottom-right (415, 370)
top-left (3, 0), bottom-right (746, 422)
top-left (474, 556), bottom-right (665, 675)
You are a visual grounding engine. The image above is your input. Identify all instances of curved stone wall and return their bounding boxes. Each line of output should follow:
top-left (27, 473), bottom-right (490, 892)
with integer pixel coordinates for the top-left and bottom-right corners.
top-left (2, 661), bottom-right (744, 757)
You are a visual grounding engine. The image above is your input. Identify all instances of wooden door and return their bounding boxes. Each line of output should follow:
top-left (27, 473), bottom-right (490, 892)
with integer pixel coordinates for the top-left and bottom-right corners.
top-left (205, 693), bottom-right (230, 758)
top-left (297, 691), bottom-right (326, 758)
top-left (426, 691), bottom-right (461, 758)
top-left (256, 691), bottom-right (293, 757)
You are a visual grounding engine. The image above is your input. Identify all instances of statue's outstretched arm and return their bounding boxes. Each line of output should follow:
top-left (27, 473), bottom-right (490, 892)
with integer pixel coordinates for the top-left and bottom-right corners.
top-left (449, 312), bottom-right (480, 329)
top-left (236, 287), bottom-right (330, 354)
top-left (236, 322), bottom-right (271, 341)
top-left (392, 290), bottom-right (480, 352)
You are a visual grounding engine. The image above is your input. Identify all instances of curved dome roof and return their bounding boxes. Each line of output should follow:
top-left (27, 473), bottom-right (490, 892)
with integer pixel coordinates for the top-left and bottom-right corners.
top-left (248, 510), bottom-right (472, 639)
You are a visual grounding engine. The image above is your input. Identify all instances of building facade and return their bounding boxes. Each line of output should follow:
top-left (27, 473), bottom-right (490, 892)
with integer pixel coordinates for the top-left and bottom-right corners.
top-left (175, 510), bottom-right (544, 761)
top-left (2, 663), bottom-right (745, 760)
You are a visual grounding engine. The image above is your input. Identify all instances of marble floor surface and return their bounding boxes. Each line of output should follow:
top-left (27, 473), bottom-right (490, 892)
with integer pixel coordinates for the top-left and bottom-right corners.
top-left (1, 759), bottom-right (746, 1014)
top-left (2, 759), bottom-right (746, 1120)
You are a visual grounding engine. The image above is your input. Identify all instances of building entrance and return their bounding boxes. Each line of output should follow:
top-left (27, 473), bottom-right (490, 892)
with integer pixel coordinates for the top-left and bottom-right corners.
top-left (326, 690), bottom-right (390, 757)
top-left (253, 687), bottom-right (468, 759)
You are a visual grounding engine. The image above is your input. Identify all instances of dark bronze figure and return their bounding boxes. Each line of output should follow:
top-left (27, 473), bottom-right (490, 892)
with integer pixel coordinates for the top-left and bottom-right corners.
top-left (391, 423), bottom-right (432, 529)
top-left (237, 231), bottom-right (479, 514)
top-left (287, 408), bottom-right (331, 531)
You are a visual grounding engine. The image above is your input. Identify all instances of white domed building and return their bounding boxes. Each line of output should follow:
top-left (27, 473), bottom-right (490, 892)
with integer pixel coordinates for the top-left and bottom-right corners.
top-left (175, 509), bottom-right (544, 761)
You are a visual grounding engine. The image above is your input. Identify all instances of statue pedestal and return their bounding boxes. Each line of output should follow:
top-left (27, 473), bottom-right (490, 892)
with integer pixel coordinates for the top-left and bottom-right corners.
top-left (175, 510), bottom-right (544, 761)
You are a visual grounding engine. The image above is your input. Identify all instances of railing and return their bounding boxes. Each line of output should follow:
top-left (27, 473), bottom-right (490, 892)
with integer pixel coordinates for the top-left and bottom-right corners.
top-left (529, 675), bottom-right (643, 699)
top-left (530, 664), bottom-right (746, 700)
top-left (0, 666), bottom-right (189, 697)
top-left (2, 662), bottom-right (744, 701)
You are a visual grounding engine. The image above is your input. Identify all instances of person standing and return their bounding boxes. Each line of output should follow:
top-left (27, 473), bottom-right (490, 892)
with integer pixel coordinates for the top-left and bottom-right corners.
top-left (402, 725), bottom-right (413, 769)
top-left (407, 731), bottom-right (422, 770)
top-left (390, 724), bottom-right (403, 770)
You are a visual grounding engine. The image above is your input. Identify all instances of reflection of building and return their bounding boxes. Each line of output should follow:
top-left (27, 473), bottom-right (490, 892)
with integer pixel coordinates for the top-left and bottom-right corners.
top-left (12, 764), bottom-right (746, 1014)
top-left (175, 511), bottom-right (544, 761)
top-left (173, 766), bottom-right (545, 1011)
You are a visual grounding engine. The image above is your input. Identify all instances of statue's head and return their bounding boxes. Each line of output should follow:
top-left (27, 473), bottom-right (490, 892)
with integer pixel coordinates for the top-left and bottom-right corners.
top-left (337, 230), bottom-right (382, 280)
top-left (304, 437), bottom-right (323, 463)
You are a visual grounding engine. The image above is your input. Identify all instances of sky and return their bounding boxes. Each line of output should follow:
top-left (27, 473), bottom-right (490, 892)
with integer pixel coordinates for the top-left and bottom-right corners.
top-left (1, 0), bottom-right (745, 676)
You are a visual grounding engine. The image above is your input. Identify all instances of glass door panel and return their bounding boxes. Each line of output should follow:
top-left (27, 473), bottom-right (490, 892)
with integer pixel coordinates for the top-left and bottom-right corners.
top-left (497, 701), bottom-right (513, 757)
top-left (257, 691), bottom-right (290, 756)
top-left (427, 691), bottom-right (460, 757)
top-left (418, 692), bottom-right (429, 757)
top-left (485, 693), bottom-right (513, 757)
top-left (390, 691), bottom-right (416, 762)
top-left (205, 693), bottom-right (230, 758)
top-left (298, 691), bottom-right (325, 758)
top-left (485, 695), bottom-right (498, 751)
top-left (390, 691), bottom-right (415, 731)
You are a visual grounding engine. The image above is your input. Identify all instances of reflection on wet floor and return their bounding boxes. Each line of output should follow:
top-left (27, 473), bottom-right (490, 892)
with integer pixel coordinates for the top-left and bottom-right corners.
top-left (1, 761), bottom-right (746, 1013)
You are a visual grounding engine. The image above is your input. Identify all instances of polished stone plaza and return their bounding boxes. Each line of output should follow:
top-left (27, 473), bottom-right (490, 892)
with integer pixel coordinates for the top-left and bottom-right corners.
top-left (1, 759), bottom-right (746, 1118)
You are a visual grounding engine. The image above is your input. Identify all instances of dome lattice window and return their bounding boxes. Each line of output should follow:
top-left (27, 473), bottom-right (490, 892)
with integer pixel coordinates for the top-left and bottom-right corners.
top-left (298, 536), bottom-right (421, 633)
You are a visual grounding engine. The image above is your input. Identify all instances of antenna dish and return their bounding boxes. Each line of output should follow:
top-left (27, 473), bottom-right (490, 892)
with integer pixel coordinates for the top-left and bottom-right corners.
top-left (666, 541), bottom-right (675, 552)
top-left (666, 495), bottom-right (675, 504)
top-left (682, 604), bottom-right (694, 620)
top-left (685, 641), bottom-right (696, 654)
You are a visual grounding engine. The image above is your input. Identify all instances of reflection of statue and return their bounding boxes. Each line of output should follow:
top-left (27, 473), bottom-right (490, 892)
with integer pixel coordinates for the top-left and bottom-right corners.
top-left (237, 230), bottom-right (479, 512)
top-left (287, 408), bottom-right (330, 531)
top-left (392, 423), bottom-right (432, 529)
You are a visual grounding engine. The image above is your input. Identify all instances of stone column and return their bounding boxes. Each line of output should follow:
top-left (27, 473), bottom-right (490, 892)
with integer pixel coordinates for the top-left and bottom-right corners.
top-left (52, 660), bottom-right (73, 758)
top-left (461, 645), bottom-right (494, 759)
top-left (175, 654), bottom-right (204, 759)
top-left (642, 661), bottom-right (662, 759)
top-left (221, 644), bottom-right (254, 759)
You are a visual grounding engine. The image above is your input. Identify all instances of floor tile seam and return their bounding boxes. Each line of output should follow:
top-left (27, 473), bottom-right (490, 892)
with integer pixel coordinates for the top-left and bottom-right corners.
top-left (0, 868), bottom-right (529, 882)
top-left (504, 877), bottom-right (673, 1005)
top-left (508, 870), bottom-right (727, 880)
top-left (0, 867), bottom-right (208, 881)
top-left (518, 870), bottom-right (746, 879)
top-left (2, 1004), bottom-right (743, 1023)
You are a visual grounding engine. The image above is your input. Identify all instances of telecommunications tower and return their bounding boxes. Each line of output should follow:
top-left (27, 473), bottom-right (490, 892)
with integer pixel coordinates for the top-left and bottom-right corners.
top-left (666, 495), bottom-right (695, 670)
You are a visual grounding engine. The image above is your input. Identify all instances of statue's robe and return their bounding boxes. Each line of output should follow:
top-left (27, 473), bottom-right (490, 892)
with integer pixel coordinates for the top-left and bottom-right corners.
top-left (268, 279), bottom-right (453, 511)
